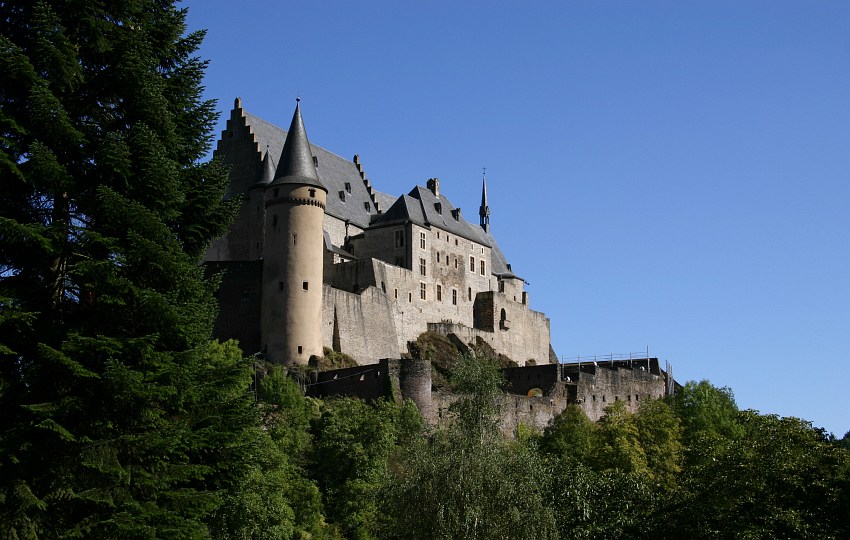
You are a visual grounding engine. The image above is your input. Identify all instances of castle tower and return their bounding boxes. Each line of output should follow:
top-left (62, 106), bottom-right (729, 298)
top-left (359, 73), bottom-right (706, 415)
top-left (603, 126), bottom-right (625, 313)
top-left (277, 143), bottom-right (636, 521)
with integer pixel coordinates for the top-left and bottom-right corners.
top-left (261, 100), bottom-right (327, 365)
top-left (479, 170), bottom-right (490, 232)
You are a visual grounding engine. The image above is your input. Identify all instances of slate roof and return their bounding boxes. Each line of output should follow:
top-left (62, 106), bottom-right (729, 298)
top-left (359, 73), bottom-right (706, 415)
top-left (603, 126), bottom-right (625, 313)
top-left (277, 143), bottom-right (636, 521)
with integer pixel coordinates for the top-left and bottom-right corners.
top-left (270, 101), bottom-right (324, 190)
top-left (243, 111), bottom-right (380, 229)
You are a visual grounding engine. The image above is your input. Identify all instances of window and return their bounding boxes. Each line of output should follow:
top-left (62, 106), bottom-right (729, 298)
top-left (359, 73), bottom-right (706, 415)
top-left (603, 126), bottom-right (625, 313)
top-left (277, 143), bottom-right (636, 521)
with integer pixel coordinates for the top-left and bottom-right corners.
top-left (419, 258), bottom-right (426, 276)
top-left (394, 289), bottom-right (398, 299)
top-left (420, 232), bottom-right (426, 249)
top-left (452, 289), bottom-right (457, 305)
top-left (278, 281), bottom-right (284, 291)
top-left (338, 190), bottom-right (345, 202)
top-left (297, 346), bottom-right (302, 354)
top-left (302, 281), bottom-right (309, 291)
top-left (480, 261), bottom-right (486, 276)
top-left (468, 287), bottom-right (472, 301)
top-left (498, 280), bottom-right (505, 293)
top-left (420, 283), bottom-right (426, 300)
top-left (292, 234), bottom-right (297, 246)
top-left (469, 256), bottom-right (475, 273)
top-left (408, 292), bottom-right (412, 302)
top-left (437, 232), bottom-right (440, 239)
top-left (455, 238), bottom-right (458, 246)
top-left (395, 230), bottom-right (404, 247)
top-left (436, 284), bottom-right (442, 301)
top-left (364, 201), bottom-right (371, 211)
top-left (308, 188), bottom-right (316, 198)
top-left (454, 258), bottom-right (458, 269)
top-left (437, 252), bottom-right (441, 263)
top-left (344, 182), bottom-right (351, 193)
top-left (381, 281), bottom-right (386, 293)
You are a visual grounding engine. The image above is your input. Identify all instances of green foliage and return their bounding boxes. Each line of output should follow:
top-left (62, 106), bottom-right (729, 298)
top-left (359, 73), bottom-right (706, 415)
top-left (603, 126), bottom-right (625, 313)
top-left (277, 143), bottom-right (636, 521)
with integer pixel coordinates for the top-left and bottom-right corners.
top-left (634, 399), bottom-right (683, 490)
top-left (309, 397), bottom-right (420, 539)
top-left (670, 380), bottom-right (743, 449)
top-left (594, 401), bottom-right (648, 476)
top-left (0, 1), bottom-right (245, 536)
top-left (383, 353), bottom-right (558, 539)
top-left (211, 364), bottom-right (333, 540)
top-left (541, 404), bottom-right (597, 465)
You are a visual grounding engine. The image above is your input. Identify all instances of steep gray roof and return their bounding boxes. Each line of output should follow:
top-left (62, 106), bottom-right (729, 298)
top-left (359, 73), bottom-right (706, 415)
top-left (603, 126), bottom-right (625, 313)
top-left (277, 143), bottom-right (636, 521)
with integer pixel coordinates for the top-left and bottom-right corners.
top-left (484, 230), bottom-right (522, 280)
top-left (271, 100), bottom-right (324, 189)
top-left (243, 111), bottom-right (380, 229)
top-left (371, 185), bottom-right (491, 247)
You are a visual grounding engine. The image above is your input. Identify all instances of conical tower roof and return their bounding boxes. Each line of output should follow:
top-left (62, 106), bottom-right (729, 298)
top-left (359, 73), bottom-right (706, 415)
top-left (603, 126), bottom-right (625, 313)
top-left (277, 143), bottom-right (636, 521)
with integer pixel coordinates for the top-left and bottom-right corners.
top-left (254, 145), bottom-right (276, 187)
top-left (270, 99), bottom-right (326, 190)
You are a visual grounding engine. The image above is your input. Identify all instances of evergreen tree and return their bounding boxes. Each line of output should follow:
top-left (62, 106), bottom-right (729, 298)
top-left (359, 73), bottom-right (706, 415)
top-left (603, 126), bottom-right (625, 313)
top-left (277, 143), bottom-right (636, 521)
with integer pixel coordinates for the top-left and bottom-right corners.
top-left (0, 1), bottom-right (251, 537)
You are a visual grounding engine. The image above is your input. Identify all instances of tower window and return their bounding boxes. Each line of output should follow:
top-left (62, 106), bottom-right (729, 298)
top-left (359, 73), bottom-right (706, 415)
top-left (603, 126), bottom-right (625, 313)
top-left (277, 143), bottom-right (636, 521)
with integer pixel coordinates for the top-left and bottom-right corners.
top-left (437, 252), bottom-right (441, 263)
top-left (302, 281), bottom-right (308, 291)
top-left (308, 188), bottom-right (316, 198)
top-left (454, 258), bottom-right (458, 269)
top-left (469, 256), bottom-right (475, 273)
top-left (480, 261), bottom-right (486, 276)
top-left (420, 232), bottom-right (426, 249)
top-left (468, 287), bottom-right (472, 301)
top-left (293, 234), bottom-right (297, 245)
top-left (419, 258), bottom-right (426, 276)
top-left (455, 238), bottom-right (458, 246)
top-left (452, 289), bottom-right (457, 305)
top-left (298, 346), bottom-right (303, 355)
top-left (394, 289), bottom-right (398, 299)
top-left (436, 284), bottom-right (442, 301)
top-left (420, 283), bottom-right (426, 300)
top-left (408, 292), bottom-right (412, 302)
top-left (395, 230), bottom-right (404, 247)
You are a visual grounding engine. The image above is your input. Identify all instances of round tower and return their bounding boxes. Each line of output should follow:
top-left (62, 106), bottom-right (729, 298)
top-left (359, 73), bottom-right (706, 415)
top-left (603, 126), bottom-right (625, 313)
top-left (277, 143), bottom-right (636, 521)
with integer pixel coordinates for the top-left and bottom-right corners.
top-left (261, 100), bottom-right (327, 365)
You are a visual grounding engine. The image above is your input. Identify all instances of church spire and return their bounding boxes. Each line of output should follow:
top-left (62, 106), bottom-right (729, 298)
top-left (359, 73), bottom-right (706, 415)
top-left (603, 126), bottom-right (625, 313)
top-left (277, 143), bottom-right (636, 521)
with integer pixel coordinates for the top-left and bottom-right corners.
top-left (479, 168), bottom-right (490, 232)
top-left (270, 99), bottom-right (324, 189)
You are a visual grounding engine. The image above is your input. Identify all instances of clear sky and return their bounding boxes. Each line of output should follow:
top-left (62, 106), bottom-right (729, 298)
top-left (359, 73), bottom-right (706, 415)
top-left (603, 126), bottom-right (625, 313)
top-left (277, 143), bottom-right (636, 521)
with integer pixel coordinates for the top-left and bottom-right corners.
top-left (183, 0), bottom-right (850, 437)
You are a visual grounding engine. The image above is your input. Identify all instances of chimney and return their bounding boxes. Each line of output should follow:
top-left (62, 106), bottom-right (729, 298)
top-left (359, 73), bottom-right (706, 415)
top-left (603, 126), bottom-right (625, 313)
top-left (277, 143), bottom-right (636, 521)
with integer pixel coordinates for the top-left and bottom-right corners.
top-left (426, 177), bottom-right (440, 197)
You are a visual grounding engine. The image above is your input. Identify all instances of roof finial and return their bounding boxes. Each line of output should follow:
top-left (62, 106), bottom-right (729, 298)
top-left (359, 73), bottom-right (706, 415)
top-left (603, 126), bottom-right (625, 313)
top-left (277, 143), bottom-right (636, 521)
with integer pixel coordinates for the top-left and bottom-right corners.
top-left (479, 167), bottom-right (490, 233)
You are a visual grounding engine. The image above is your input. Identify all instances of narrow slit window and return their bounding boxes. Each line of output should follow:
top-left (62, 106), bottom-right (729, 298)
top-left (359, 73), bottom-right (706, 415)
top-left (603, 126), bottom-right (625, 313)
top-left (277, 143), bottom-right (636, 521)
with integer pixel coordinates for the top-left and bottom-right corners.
top-left (302, 281), bottom-right (308, 291)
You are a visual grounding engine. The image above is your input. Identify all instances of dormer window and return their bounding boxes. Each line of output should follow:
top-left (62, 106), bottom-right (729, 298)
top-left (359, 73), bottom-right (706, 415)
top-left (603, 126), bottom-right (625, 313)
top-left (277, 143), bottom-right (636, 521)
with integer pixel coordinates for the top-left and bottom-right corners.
top-left (338, 191), bottom-right (345, 202)
top-left (434, 202), bottom-right (442, 214)
top-left (451, 208), bottom-right (460, 221)
top-left (345, 182), bottom-right (352, 193)
top-left (364, 201), bottom-right (371, 211)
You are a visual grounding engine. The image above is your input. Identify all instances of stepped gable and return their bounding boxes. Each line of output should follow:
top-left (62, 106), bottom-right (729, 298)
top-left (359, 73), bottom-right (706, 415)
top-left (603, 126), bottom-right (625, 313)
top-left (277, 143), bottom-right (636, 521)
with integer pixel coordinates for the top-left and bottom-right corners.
top-left (241, 110), bottom-right (380, 229)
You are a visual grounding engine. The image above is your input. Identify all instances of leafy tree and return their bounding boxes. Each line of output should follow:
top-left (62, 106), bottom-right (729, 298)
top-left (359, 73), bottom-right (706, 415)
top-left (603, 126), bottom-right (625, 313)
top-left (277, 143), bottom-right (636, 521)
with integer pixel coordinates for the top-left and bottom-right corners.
top-left (383, 354), bottom-right (558, 540)
top-left (594, 401), bottom-right (647, 476)
top-left (0, 1), bottom-right (248, 536)
top-left (634, 399), bottom-right (683, 490)
top-left (540, 404), bottom-right (597, 465)
top-left (654, 411), bottom-right (850, 539)
top-left (309, 397), bottom-right (419, 539)
top-left (211, 365), bottom-right (333, 540)
top-left (670, 380), bottom-right (743, 448)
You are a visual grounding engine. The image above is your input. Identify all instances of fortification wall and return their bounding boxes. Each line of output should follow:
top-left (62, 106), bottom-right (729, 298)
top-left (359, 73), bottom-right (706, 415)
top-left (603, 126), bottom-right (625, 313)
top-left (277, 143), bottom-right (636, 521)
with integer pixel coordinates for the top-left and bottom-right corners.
top-left (322, 285), bottom-right (402, 363)
top-left (575, 365), bottom-right (666, 422)
top-left (428, 302), bottom-right (551, 366)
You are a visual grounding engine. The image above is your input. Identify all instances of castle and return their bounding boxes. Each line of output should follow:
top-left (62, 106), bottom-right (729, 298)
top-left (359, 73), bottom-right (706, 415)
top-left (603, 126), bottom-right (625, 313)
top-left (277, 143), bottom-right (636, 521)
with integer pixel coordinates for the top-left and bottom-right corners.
top-left (206, 98), bottom-right (676, 428)
top-left (206, 99), bottom-right (552, 367)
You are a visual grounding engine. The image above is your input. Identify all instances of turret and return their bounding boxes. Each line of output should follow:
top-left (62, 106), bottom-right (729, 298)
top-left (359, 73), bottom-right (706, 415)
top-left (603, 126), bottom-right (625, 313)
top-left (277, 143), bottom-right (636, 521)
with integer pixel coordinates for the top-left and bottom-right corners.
top-left (261, 99), bottom-right (327, 365)
top-left (479, 170), bottom-right (490, 232)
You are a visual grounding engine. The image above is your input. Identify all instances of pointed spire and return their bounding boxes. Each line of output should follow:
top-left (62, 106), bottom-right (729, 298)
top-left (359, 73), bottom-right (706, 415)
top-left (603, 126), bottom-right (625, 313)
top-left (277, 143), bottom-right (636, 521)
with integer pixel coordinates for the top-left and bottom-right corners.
top-left (479, 168), bottom-right (490, 232)
top-left (270, 99), bottom-right (325, 190)
top-left (256, 145), bottom-right (275, 186)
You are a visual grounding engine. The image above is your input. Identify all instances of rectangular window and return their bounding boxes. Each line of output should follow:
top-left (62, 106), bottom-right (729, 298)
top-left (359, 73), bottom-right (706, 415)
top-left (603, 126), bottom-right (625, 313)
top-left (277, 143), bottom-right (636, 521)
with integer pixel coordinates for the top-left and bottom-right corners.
top-left (395, 230), bottom-right (404, 248)
top-left (419, 258), bottom-right (426, 276)
top-left (468, 287), bottom-right (472, 301)
top-left (293, 233), bottom-right (297, 245)
top-left (302, 281), bottom-right (309, 291)
top-left (437, 252), bottom-right (441, 263)
top-left (454, 258), bottom-right (458, 269)
top-left (420, 283), bottom-right (426, 300)
top-left (480, 261), bottom-right (486, 276)
top-left (452, 289), bottom-right (457, 305)
top-left (499, 280), bottom-right (505, 293)
top-left (469, 256), bottom-right (475, 273)
top-left (394, 289), bottom-right (398, 299)
top-left (420, 232), bottom-right (426, 249)
top-left (437, 284), bottom-right (442, 301)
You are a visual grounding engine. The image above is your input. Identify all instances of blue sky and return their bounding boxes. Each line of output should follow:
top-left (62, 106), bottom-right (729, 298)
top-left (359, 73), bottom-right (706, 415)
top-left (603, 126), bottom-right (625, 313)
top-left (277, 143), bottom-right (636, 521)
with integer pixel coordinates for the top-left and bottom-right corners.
top-left (184, 0), bottom-right (850, 437)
